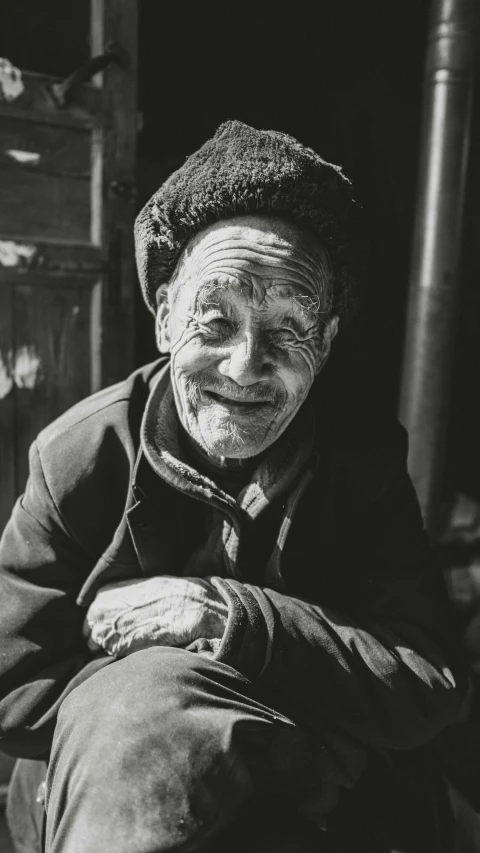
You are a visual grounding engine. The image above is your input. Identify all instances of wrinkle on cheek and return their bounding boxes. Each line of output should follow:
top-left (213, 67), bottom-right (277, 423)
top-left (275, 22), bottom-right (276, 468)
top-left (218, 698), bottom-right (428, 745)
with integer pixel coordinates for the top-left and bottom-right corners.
top-left (304, 342), bottom-right (323, 376)
top-left (284, 337), bottom-right (323, 382)
top-left (307, 330), bottom-right (324, 373)
top-left (169, 313), bottom-right (203, 357)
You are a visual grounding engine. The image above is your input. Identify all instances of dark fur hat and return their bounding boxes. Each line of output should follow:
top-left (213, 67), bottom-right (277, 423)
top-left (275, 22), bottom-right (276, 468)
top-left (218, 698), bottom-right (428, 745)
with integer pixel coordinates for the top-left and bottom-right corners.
top-left (135, 120), bottom-right (360, 321)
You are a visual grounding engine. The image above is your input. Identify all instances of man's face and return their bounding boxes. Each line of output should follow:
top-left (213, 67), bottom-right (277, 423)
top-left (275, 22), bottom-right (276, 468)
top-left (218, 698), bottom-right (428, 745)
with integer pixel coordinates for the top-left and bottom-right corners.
top-left (156, 215), bottom-right (338, 460)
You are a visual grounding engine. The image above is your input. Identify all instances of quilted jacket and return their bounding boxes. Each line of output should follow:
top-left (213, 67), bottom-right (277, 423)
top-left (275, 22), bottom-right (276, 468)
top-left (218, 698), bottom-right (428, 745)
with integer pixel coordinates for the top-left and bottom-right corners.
top-left (0, 358), bottom-right (466, 762)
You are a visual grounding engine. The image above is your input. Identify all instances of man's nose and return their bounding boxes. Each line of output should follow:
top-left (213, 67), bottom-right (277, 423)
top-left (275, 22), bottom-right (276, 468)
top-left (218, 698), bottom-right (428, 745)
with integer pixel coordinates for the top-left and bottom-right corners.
top-left (217, 335), bottom-right (271, 386)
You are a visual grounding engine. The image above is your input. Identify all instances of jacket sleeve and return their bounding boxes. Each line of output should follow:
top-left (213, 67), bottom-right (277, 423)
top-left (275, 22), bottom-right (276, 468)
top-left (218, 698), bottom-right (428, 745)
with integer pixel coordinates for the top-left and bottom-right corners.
top-left (0, 442), bottom-right (113, 759)
top-left (211, 462), bottom-right (467, 751)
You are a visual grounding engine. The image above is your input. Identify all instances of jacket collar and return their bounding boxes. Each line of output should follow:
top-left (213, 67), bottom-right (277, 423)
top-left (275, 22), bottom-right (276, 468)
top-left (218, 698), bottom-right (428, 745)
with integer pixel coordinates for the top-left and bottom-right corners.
top-left (77, 362), bottom-right (317, 605)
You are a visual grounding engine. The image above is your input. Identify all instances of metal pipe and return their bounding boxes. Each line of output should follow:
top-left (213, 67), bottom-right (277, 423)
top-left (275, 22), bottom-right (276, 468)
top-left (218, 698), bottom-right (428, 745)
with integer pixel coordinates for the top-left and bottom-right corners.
top-left (399, 0), bottom-right (477, 534)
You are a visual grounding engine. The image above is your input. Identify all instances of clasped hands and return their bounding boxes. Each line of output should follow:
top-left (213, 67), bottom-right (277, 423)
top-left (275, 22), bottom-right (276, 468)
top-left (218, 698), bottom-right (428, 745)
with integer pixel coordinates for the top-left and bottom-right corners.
top-left (82, 575), bottom-right (228, 658)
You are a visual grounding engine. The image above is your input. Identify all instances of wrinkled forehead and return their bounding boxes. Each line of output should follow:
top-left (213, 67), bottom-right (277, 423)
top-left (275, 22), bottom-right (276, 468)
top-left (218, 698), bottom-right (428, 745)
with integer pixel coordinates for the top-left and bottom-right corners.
top-left (167, 214), bottom-right (332, 306)
top-left (184, 214), bottom-right (321, 253)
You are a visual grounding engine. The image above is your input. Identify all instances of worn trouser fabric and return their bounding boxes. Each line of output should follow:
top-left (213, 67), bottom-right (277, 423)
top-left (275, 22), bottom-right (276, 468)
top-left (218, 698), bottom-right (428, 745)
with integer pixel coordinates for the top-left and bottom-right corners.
top-left (7, 647), bottom-right (455, 853)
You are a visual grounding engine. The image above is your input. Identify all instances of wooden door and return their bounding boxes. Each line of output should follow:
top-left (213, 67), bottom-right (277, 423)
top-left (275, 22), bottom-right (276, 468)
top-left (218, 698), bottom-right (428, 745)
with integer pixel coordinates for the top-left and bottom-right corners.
top-left (0, 0), bottom-right (138, 532)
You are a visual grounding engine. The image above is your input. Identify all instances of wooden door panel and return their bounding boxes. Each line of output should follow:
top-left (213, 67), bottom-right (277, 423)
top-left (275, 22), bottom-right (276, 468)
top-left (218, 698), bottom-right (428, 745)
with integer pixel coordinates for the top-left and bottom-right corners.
top-left (0, 0), bottom-right (138, 532)
top-left (0, 116), bottom-right (90, 177)
top-left (13, 278), bottom-right (98, 489)
top-left (0, 70), bottom-right (102, 126)
top-left (0, 168), bottom-right (91, 242)
top-left (0, 278), bottom-right (99, 508)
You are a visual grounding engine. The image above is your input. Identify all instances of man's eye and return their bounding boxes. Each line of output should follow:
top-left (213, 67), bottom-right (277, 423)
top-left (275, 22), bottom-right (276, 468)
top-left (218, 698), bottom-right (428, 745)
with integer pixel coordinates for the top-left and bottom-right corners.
top-left (204, 318), bottom-right (233, 337)
top-left (269, 328), bottom-right (298, 346)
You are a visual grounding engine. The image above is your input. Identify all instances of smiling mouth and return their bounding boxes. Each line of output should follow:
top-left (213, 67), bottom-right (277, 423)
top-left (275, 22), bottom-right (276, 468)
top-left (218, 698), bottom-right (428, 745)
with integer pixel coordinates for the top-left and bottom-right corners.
top-left (205, 390), bottom-right (272, 409)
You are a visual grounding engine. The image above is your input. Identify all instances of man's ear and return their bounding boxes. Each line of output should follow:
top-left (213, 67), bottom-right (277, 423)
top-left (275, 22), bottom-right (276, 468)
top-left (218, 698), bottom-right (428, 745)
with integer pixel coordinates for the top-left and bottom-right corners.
top-left (155, 284), bottom-right (171, 353)
top-left (315, 315), bottom-right (339, 375)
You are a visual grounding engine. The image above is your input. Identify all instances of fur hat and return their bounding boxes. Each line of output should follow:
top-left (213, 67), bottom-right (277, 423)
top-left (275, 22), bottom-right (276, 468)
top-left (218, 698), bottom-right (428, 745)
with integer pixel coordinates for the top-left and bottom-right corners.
top-left (135, 120), bottom-right (360, 321)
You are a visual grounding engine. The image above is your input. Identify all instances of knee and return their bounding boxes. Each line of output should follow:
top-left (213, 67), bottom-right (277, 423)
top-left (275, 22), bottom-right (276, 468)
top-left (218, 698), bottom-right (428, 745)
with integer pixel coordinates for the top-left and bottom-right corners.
top-left (46, 649), bottom-right (252, 851)
top-left (61, 647), bottom-right (193, 713)
top-left (53, 646), bottom-right (253, 783)
top-left (55, 648), bottom-right (205, 755)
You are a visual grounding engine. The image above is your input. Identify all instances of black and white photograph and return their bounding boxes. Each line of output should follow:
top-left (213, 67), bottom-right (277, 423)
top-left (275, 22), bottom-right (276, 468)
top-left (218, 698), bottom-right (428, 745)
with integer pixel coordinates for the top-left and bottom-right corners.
top-left (0, 2), bottom-right (479, 851)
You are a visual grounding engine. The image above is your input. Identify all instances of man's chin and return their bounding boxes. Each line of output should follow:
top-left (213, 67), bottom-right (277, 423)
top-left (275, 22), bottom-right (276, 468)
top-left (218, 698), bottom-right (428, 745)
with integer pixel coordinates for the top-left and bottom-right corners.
top-left (208, 443), bottom-right (263, 460)
top-left (201, 432), bottom-right (267, 460)
top-left (193, 410), bottom-right (280, 459)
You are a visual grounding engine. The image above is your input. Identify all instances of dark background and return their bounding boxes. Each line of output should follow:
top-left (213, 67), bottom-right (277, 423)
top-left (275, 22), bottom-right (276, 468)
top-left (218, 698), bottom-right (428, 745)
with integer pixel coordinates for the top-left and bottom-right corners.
top-left (1, 0), bottom-right (479, 504)
top-left (136, 0), bottom-right (430, 393)
top-left (138, 0), bottom-right (480, 509)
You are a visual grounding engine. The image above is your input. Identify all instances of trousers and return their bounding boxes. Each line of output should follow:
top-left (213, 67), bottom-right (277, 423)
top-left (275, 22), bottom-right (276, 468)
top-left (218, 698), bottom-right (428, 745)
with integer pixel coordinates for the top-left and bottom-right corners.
top-left (6, 646), bottom-right (455, 853)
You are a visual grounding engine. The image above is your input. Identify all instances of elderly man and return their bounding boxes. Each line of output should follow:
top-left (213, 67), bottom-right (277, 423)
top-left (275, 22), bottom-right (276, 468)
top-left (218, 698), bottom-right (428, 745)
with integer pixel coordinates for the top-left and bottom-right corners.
top-left (0, 122), bottom-right (465, 853)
